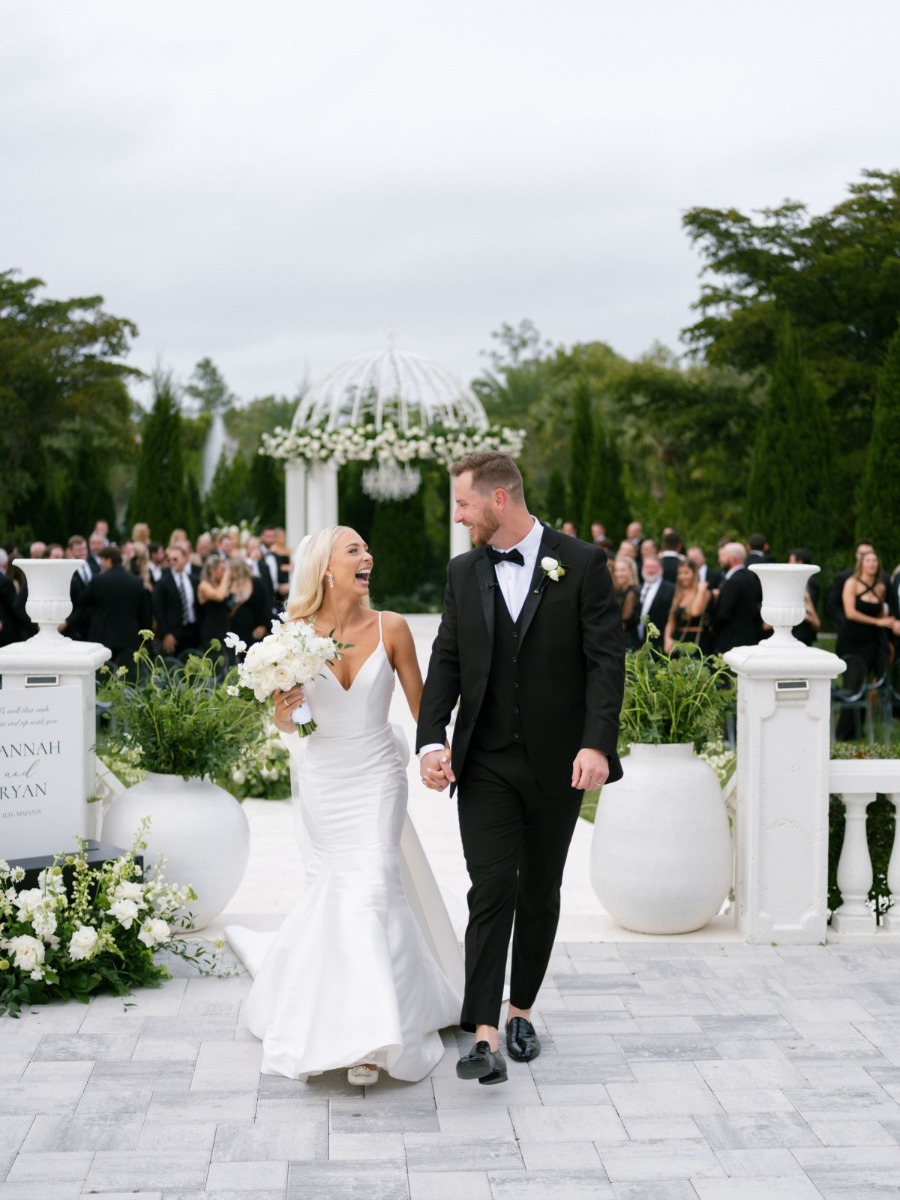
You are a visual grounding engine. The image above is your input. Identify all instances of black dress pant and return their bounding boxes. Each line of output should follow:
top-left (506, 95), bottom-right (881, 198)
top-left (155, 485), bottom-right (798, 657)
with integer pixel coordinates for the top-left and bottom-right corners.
top-left (456, 743), bottom-right (583, 1032)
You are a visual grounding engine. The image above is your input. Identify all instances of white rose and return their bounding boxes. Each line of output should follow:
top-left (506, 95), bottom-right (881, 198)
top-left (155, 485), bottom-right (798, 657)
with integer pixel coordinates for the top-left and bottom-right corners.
top-left (32, 908), bottom-right (57, 942)
top-left (540, 557), bottom-right (558, 572)
top-left (112, 881), bottom-right (145, 906)
top-left (137, 918), bottom-right (170, 948)
top-left (548, 569), bottom-right (560, 581)
top-left (68, 925), bottom-right (99, 961)
top-left (14, 888), bottom-right (47, 918)
top-left (7, 934), bottom-right (45, 972)
top-left (109, 898), bottom-right (140, 929)
top-left (272, 665), bottom-right (296, 690)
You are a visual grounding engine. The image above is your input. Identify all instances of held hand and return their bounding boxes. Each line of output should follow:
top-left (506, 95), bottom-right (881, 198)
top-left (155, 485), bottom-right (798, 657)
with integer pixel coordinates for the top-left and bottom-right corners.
top-left (273, 685), bottom-right (305, 733)
top-left (571, 748), bottom-right (610, 792)
top-left (420, 748), bottom-right (455, 792)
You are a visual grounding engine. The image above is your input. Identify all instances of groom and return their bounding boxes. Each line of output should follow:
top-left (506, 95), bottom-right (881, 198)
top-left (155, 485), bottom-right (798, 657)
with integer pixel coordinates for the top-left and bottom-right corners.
top-left (417, 452), bottom-right (625, 1084)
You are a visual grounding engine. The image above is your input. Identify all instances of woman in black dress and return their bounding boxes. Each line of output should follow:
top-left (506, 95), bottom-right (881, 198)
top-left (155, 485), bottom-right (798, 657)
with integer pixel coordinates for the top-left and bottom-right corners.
top-left (228, 558), bottom-right (270, 650)
top-left (664, 558), bottom-right (712, 655)
top-left (196, 555), bottom-right (232, 652)
top-left (614, 556), bottom-right (641, 651)
top-left (835, 551), bottom-right (900, 738)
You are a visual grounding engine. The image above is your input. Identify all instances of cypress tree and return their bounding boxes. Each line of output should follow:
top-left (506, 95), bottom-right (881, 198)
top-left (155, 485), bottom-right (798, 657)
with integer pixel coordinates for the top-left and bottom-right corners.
top-left (249, 449), bottom-right (285, 528)
top-left (544, 469), bottom-right (567, 527)
top-left (856, 322), bottom-right (900, 571)
top-left (129, 371), bottom-right (188, 545)
top-left (745, 328), bottom-right (837, 560)
top-left (567, 375), bottom-right (593, 533)
top-left (582, 416), bottom-right (630, 545)
top-left (368, 488), bottom-right (427, 603)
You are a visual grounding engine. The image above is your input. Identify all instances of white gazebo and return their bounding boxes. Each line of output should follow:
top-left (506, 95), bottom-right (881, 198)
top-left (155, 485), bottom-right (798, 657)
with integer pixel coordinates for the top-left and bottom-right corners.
top-left (262, 349), bottom-right (523, 558)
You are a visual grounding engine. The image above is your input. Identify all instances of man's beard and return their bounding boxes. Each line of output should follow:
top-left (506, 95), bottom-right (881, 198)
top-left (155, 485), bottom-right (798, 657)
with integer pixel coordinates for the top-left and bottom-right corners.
top-left (469, 506), bottom-right (500, 547)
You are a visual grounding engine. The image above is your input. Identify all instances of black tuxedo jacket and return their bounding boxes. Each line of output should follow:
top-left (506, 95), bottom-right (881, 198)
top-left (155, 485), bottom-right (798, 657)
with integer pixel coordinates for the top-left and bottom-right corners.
top-left (713, 566), bottom-right (763, 654)
top-left (153, 569), bottom-right (197, 647)
top-left (659, 553), bottom-right (680, 584)
top-left (417, 527), bottom-right (625, 797)
top-left (77, 566), bottom-right (152, 651)
top-left (0, 571), bottom-right (22, 646)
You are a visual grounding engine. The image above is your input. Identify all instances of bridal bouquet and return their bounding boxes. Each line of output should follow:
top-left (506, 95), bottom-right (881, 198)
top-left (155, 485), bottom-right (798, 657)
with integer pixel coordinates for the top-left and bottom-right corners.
top-left (226, 616), bottom-right (346, 736)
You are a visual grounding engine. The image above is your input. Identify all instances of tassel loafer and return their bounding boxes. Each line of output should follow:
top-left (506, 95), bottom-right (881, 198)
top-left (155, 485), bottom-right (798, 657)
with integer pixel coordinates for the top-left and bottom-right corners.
top-left (456, 1040), bottom-right (508, 1085)
top-left (506, 1016), bottom-right (541, 1062)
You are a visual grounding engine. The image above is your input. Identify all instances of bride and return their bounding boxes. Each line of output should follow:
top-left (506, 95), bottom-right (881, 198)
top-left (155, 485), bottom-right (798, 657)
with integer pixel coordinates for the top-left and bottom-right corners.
top-left (229, 526), bottom-right (462, 1086)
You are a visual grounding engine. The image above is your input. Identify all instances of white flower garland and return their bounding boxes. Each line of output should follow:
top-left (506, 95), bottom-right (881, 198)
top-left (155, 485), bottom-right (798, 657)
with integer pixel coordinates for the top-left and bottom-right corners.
top-left (260, 421), bottom-right (525, 468)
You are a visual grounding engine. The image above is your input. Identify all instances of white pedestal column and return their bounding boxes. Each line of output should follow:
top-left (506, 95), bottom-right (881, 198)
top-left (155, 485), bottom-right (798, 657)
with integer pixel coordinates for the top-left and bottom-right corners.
top-left (725, 565), bottom-right (843, 943)
top-left (284, 461), bottom-right (306, 553)
top-left (0, 560), bottom-right (110, 859)
top-left (306, 461), bottom-right (339, 534)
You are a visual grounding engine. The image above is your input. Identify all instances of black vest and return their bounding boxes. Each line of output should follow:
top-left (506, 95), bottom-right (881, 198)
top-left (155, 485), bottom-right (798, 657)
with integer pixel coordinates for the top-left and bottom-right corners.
top-left (471, 587), bottom-right (525, 751)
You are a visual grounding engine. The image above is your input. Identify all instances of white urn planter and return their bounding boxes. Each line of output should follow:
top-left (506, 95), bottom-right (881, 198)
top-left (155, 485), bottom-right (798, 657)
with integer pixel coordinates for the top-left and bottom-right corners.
top-left (101, 773), bottom-right (250, 931)
top-left (590, 743), bottom-right (732, 935)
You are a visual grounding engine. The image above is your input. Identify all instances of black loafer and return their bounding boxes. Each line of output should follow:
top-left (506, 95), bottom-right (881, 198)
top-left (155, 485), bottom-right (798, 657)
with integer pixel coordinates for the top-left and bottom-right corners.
top-left (456, 1040), bottom-right (508, 1085)
top-left (506, 1016), bottom-right (541, 1062)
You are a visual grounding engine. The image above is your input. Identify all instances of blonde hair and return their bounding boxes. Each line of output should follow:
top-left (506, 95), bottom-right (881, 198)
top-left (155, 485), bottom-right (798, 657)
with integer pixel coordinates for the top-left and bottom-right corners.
top-left (613, 555), bottom-right (639, 588)
top-left (286, 526), bottom-right (371, 620)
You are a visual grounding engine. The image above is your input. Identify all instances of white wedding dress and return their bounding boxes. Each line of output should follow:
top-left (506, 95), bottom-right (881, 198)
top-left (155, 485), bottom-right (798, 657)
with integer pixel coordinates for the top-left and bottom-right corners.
top-left (227, 613), bottom-right (462, 1081)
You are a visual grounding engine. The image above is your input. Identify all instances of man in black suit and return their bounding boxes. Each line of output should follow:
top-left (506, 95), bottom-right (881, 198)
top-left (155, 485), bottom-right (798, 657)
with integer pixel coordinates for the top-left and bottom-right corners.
top-left (0, 548), bottom-right (23, 647)
top-left (417, 452), bottom-right (625, 1085)
top-left (746, 533), bottom-right (774, 565)
top-left (711, 542), bottom-right (764, 654)
top-left (153, 544), bottom-right (200, 657)
top-left (659, 531), bottom-right (683, 584)
top-left (687, 546), bottom-right (722, 590)
top-left (76, 546), bottom-right (152, 666)
top-left (637, 555), bottom-right (675, 650)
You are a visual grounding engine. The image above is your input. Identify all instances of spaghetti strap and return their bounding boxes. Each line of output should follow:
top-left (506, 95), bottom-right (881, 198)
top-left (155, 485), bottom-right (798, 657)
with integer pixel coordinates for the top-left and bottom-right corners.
top-left (377, 610), bottom-right (384, 643)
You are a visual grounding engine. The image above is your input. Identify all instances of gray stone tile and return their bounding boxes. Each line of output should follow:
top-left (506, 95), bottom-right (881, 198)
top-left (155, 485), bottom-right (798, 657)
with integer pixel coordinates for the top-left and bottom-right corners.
top-left (607, 1080), bottom-right (723, 1117)
top-left (695, 1017), bottom-right (801, 1040)
top-left (137, 1120), bottom-right (218, 1152)
top-left (0, 1186), bottom-right (82, 1199)
top-left (32, 1032), bottom-right (139, 1061)
top-left (84, 1151), bottom-right (211, 1190)
top-left (510, 1104), bottom-right (627, 1145)
top-left (518, 1141), bottom-right (603, 1170)
top-left (206, 1159), bottom-right (289, 1190)
top-left (212, 1119), bottom-right (326, 1162)
top-left (611, 1184), bottom-right (702, 1200)
top-left (89, 1059), bottom-right (195, 1091)
top-left (792, 1144), bottom-right (900, 1183)
top-left (5, 1151), bottom-right (93, 1182)
top-left (714, 1148), bottom-right (806, 1176)
top-left (404, 1133), bottom-right (523, 1172)
top-left (329, 1132), bottom-right (406, 1161)
top-left (534, 1083), bottom-right (612, 1106)
top-left (332, 1101), bottom-right (440, 1133)
top-left (138, 1015), bottom-right (238, 1041)
top-left (145, 1089), bottom-right (258, 1121)
top-left (18, 1060), bottom-right (93, 1085)
top-left (74, 1084), bottom-right (154, 1117)
top-left (696, 1059), bottom-right (808, 1091)
top-left (598, 1141), bottom-right (726, 1182)
top-left (620, 1116), bottom-right (703, 1141)
top-left (614, 1036), bottom-right (719, 1062)
top-left (488, 1170), bottom-right (614, 1197)
top-left (0, 1081), bottom-right (84, 1115)
top-left (408, 1171), bottom-right (493, 1199)
top-left (694, 1113), bottom-right (822, 1150)
top-left (713, 1089), bottom-right (796, 1114)
top-left (287, 1163), bottom-right (409, 1199)
top-left (528, 1054), bottom-right (632, 1086)
top-left (436, 1108), bottom-right (514, 1135)
top-left (690, 1180), bottom-right (823, 1198)
top-left (431, 1074), bottom-right (542, 1109)
top-left (21, 1113), bottom-right (144, 1151)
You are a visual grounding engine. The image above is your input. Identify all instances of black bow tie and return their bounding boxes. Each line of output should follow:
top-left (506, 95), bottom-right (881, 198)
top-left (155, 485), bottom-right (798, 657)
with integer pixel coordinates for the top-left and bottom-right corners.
top-left (486, 546), bottom-right (524, 566)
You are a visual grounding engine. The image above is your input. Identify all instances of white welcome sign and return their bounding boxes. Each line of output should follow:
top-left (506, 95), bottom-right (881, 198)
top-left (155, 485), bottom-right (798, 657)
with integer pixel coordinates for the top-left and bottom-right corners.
top-left (0, 686), bottom-right (86, 860)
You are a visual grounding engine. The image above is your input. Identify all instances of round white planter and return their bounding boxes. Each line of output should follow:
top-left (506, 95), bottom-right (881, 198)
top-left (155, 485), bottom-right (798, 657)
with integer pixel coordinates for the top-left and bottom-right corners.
top-left (590, 743), bottom-right (732, 935)
top-left (101, 772), bottom-right (250, 931)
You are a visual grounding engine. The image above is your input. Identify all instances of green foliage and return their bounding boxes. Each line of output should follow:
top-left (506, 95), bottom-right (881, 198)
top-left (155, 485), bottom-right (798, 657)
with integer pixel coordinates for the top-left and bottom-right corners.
top-left (618, 629), bottom-right (736, 751)
top-left (128, 372), bottom-right (189, 545)
top-left (582, 416), bottom-right (630, 545)
top-left (682, 170), bottom-right (900, 540)
top-left (202, 451), bottom-right (254, 529)
top-left (184, 357), bottom-right (236, 414)
top-left (856, 322), bottom-right (900, 570)
top-left (828, 741), bottom-right (900, 920)
top-left (568, 375), bottom-right (593, 531)
top-left (0, 820), bottom-right (216, 1017)
top-left (369, 488), bottom-right (428, 600)
top-left (745, 327), bottom-right (837, 559)
top-left (98, 635), bottom-right (266, 783)
top-left (544, 469), bottom-right (567, 527)
top-left (248, 449), bottom-right (285, 528)
top-left (0, 270), bottom-right (138, 541)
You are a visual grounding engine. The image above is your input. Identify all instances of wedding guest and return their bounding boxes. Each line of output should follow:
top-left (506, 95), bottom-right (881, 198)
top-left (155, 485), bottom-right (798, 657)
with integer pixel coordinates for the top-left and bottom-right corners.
top-left (28, 541), bottom-right (47, 559)
top-left (835, 550), bottom-right (900, 739)
top-left (196, 555), bottom-right (233, 652)
top-left (0, 548), bottom-right (24, 646)
top-left (76, 545), bottom-right (152, 668)
top-left (711, 542), bottom-right (763, 654)
top-left (664, 558), bottom-right (712, 655)
top-left (659, 530), bottom-right (684, 583)
top-left (227, 558), bottom-right (270, 651)
top-left (613, 556), bottom-right (641, 651)
top-left (637, 556), bottom-right (674, 650)
top-left (686, 545), bottom-right (721, 589)
top-left (590, 521), bottom-right (606, 544)
top-left (46, 543), bottom-right (65, 559)
top-left (154, 544), bottom-right (200, 657)
top-left (561, 521), bottom-right (578, 538)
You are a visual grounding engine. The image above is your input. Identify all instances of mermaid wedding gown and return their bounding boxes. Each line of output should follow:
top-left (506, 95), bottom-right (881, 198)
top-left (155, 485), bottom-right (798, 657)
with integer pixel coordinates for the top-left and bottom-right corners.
top-left (227, 613), bottom-right (463, 1081)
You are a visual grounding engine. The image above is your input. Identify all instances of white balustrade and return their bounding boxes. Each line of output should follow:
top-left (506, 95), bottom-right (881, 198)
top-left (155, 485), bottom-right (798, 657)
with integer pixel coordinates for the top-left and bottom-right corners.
top-left (829, 759), bottom-right (900, 938)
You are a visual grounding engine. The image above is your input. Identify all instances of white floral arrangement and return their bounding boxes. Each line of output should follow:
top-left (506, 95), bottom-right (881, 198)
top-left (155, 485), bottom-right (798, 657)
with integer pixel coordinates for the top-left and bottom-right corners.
top-left (260, 420), bottom-right (526, 469)
top-left (230, 722), bottom-right (292, 800)
top-left (0, 819), bottom-right (210, 1018)
top-left (227, 617), bottom-right (347, 737)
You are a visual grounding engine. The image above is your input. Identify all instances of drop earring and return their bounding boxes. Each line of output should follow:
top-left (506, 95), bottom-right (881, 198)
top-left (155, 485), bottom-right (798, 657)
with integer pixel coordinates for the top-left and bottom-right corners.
top-left (326, 572), bottom-right (334, 589)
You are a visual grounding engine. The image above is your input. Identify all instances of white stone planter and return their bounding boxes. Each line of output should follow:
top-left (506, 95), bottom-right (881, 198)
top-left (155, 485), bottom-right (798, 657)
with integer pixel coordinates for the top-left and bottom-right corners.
top-left (101, 772), bottom-right (250, 931)
top-left (590, 743), bottom-right (732, 935)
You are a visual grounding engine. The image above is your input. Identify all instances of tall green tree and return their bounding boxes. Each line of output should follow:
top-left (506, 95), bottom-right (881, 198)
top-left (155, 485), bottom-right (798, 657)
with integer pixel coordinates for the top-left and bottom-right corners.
top-left (582, 418), bottom-right (630, 545)
top-left (745, 329), bottom-right (837, 560)
top-left (544, 469), bottom-right (567, 527)
top-left (567, 376), bottom-right (593, 533)
top-left (0, 270), bottom-right (137, 541)
top-left (184, 357), bottom-right (237, 414)
top-left (856, 322), bottom-right (900, 571)
top-left (129, 371), bottom-right (189, 545)
top-left (203, 451), bottom-right (254, 528)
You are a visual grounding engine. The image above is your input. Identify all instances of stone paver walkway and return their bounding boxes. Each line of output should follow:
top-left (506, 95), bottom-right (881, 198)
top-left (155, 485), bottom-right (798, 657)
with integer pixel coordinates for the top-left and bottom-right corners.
top-left (4, 940), bottom-right (900, 1198)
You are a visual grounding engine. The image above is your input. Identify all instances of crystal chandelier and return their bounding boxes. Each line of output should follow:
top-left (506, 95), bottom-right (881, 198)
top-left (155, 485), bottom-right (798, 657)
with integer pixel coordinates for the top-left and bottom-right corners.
top-left (361, 459), bottom-right (422, 502)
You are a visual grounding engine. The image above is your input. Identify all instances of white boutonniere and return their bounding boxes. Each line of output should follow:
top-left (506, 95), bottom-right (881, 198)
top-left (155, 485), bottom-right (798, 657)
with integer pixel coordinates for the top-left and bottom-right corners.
top-left (535, 555), bottom-right (567, 592)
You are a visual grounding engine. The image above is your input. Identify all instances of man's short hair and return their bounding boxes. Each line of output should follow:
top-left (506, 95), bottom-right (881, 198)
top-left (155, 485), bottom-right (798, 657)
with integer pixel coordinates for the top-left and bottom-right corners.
top-left (450, 452), bottom-right (524, 500)
top-left (68, 534), bottom-right (87, 549)
top-left (99, 546), bottom-right (122, 568)
top-left (748, 533), bottom-right (767, 551)
top-left (661, 530), bottom-right (682, 552)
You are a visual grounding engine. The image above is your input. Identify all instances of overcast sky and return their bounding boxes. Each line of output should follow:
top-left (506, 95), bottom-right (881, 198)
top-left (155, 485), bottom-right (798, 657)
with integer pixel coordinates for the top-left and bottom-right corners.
top-left (3, 1), bottom-right (899, 406)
